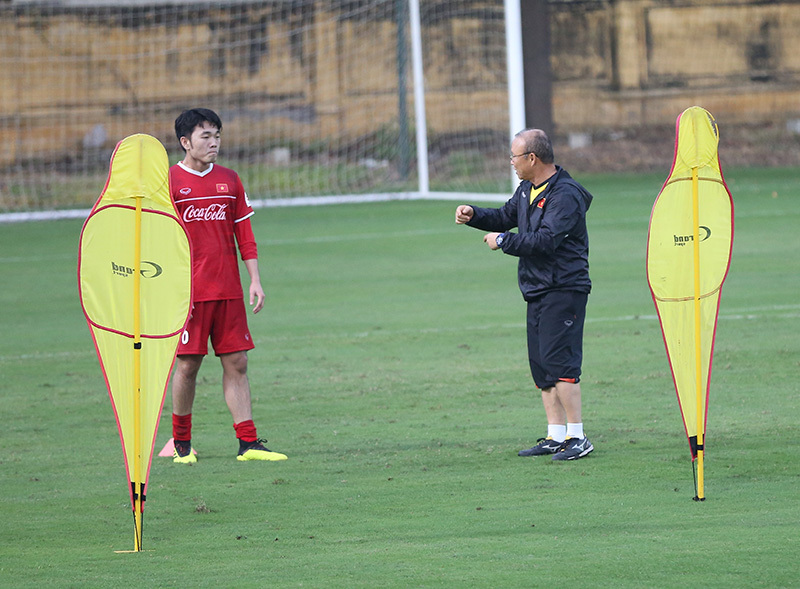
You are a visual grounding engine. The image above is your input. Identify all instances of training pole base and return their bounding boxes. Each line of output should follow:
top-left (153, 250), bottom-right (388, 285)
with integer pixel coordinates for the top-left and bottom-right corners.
top-left (692, 496), bottom-right (706, 502)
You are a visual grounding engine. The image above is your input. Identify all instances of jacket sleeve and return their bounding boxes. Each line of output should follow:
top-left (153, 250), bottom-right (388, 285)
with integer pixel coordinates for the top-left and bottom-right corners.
top-left (466, 186), bottom-right (522, 232)
top-left (501, 184), bottom-right (586, 257)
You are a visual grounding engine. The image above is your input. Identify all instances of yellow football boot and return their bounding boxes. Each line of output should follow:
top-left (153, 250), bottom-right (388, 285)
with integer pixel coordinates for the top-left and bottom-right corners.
top-left (237, 439), bottom-right (287, 462)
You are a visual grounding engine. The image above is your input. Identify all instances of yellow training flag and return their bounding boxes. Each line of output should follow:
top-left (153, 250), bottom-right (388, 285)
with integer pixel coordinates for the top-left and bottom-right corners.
top-left (646, 107), bottom-right (733, 500)
top-left (78, 134), bottom-right (192, 549)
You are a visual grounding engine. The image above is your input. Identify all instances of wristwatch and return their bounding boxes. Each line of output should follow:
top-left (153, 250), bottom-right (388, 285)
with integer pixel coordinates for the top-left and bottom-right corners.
top-left (495, 233), bottom-right (505, 248)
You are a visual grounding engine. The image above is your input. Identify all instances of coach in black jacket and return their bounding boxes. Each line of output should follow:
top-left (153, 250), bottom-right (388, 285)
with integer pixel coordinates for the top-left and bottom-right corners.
top-left (455, 128), bottom-right (594, 461)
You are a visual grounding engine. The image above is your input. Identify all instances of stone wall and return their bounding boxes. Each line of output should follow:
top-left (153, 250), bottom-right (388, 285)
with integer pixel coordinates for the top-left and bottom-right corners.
top-left (552, 0), bottom-right (800, 131)
top-left (2, 0), bottom-right (800, 166)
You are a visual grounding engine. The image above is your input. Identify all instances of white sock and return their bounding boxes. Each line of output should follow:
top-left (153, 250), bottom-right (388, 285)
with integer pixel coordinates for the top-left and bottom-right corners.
top-left (548, 424), bottom-right (567, 443)
top-left (566, 422), bottom-right (584, 439)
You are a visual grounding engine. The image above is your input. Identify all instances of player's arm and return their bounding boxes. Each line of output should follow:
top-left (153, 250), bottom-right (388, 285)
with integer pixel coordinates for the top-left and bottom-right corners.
top-left (234, 217), bottom-right (265, 314)
top-left (243, 258), bottom-right (265, 314)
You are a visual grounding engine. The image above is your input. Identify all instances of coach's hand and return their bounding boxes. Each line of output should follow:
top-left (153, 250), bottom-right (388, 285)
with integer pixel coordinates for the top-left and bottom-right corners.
top-left (483, 232), bottom-right (502, 250)
top-left (455, 205), bottom-right (474, 224)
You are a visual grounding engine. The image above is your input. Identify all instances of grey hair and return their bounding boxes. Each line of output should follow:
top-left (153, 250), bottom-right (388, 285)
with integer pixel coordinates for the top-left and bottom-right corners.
top-left (514, 128), bottom-right (554, 164)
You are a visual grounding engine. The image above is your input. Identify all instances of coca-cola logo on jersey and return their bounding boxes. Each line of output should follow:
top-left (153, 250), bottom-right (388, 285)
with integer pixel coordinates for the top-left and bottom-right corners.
top-left (183, 203), bottom-right (228, 222)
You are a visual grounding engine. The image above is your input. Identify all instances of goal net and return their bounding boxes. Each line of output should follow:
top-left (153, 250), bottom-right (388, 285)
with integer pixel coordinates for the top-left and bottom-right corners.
top-left (0, 0), bottom-right (512, 215)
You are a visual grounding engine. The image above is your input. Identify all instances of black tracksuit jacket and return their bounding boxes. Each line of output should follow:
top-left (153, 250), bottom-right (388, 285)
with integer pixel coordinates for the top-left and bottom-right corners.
top-left (466, 166), bottom-right (592, 301)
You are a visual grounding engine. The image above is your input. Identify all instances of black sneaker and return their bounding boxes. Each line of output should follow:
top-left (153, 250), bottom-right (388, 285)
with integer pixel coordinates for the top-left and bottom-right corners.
top-left (551, 436), bottom-right (593, 461)
top-left (173, 439), bottom-right (197, 464)
top-left (518, 437), bottom-right (565, 457)
top-left (237, 438), bottom-right (288, 462)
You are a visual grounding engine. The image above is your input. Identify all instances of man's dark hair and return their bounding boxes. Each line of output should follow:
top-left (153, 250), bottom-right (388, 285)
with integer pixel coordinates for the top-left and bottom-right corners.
top-left (175, 108), bottom-right (223, 151)
top-left (516, 128), bottom-right (554, 164)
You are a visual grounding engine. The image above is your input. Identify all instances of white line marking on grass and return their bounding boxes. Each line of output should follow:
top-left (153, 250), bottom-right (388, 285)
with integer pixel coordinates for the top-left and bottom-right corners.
top-left (250, 192), bottom-right (508, 207)
top-left (0, 350), bottom-right (95, 363)
top-left (255, 306), bottom-right (800, 344)
top-left (0, 209), bottom-right (91, 223)
top-left (0, 193), bottom-right (509, 224)
top-left (585, 306), bottom-right (800, 324)
top-left (262, 228), bottom-right (442, 246)
top-left (0, 253), bottom-right (76, 263)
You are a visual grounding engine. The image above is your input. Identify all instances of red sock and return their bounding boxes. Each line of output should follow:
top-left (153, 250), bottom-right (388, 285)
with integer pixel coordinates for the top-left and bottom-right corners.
top-left (234, 419), bottom-right (258, 443)
top-left (173, 413), bottom-right (192, 441)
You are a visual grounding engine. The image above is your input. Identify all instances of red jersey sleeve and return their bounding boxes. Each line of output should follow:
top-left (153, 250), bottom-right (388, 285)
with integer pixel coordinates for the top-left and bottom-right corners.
top-left (232, 174), bottom-right (257, 260)
top-left (233, 174), bottom-right (254, 221)
top-left (235, 216), bottom-right (258, 260)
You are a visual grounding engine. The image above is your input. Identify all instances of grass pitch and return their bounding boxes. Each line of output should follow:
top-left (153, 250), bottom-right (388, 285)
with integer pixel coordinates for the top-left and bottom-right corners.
top-left (1, 167), bottom-right (798, 587)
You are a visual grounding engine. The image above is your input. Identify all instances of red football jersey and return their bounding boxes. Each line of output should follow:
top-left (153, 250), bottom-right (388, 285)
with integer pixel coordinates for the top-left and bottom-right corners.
top-left (170, 162), bottom-right (257, 301)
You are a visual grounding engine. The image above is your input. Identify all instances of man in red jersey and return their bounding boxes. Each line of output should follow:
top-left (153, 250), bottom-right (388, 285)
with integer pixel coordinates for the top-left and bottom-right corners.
top-left (168, 108), bottom-right (286, 463)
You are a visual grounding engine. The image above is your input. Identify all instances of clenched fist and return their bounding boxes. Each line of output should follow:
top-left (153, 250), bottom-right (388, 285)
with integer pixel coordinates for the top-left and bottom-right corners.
top-left (455, 205), bottom-right (474, 224)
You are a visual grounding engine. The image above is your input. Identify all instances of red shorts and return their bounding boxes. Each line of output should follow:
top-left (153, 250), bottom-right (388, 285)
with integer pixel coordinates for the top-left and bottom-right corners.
top-left (177, 299), bottom-right (254, 356)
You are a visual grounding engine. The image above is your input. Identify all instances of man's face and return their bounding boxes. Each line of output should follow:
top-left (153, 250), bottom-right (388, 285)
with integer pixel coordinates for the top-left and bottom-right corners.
top-left (181, 121), bottom-right (220, 167)
top-left (510, 136), bottom-right (534, 181)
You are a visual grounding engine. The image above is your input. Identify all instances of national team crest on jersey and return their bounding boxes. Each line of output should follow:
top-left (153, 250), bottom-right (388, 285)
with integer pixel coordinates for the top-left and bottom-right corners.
top-left (216, 183), bottom-right (229, 193)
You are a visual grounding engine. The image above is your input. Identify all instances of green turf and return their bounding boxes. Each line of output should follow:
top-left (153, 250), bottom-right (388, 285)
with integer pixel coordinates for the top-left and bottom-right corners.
top-left (1, 167), bottom-right (799, 587)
